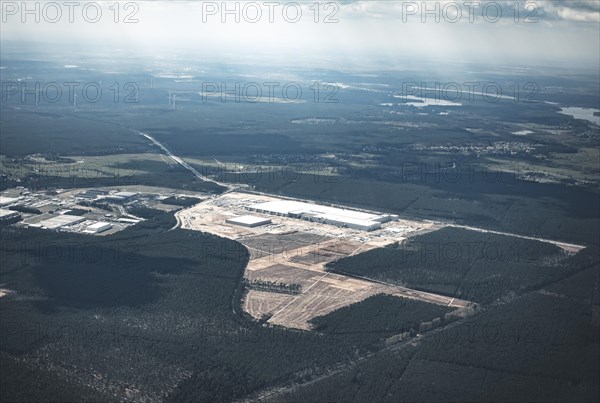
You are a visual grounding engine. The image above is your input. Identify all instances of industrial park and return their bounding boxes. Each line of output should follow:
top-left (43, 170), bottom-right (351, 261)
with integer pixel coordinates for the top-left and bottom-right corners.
top-left (0, 185), bottom-right (207, 236)
top-left (1, 185), bottom-right (478, 330)
top-left (1, 184), bottom-right (578, 332)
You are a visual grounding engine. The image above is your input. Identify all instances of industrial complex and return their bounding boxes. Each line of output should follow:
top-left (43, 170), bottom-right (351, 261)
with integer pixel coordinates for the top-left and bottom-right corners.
top-left (0, 185), bottom-right (208, 236)
top-left (1, 185), bottom-right (474, 330)
top-left (176, 191), bottom-right (471, 330)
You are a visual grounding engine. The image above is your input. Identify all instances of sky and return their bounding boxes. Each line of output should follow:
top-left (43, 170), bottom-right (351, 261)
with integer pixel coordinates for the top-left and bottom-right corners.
top-left (1, 1), bottom-right (599, 69)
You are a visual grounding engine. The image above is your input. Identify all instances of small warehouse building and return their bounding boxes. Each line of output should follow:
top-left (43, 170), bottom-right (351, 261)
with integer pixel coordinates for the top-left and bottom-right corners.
top-left (226, 215), bottom-right (271, 228)
top-left (0, 208), bottom-right (22, 224)
top-left (113, 191), bottom-right (138, 200)
top-left (75, 190), bottom-right (110, 200)
top-left (0, 196), bottom-right (20, 207)
top-left (85, 222), bottom-right (112, 234)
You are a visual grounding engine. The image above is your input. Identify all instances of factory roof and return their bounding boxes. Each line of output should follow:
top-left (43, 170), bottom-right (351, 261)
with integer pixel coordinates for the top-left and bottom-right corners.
top-left (227, 215), bottom-right (271, 226)
top-left (315, 213), bottom-right (381, 228)
top-left (87, 221), bottom-right (112, 230)
top-left (114, 191), bottom-right (138, 198)
top-left (0, 208), bottom-right (19, 218)
top-left (0, 196), bottom-right (20, 206)
top-left (251, 200), bottom-right (385, 222)
top-left (37, 214), bottom-right (85, 229)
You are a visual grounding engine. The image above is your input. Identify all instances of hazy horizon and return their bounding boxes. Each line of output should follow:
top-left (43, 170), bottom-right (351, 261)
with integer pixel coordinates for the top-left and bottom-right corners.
top-left (1, 1), bottom-right (599, 70)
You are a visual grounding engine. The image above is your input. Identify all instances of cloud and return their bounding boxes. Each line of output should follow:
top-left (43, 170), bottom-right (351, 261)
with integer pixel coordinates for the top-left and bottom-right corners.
top-left (540, 0), bottom-right (600, 22)
top-left (337, 1), bottom-right (600, 23)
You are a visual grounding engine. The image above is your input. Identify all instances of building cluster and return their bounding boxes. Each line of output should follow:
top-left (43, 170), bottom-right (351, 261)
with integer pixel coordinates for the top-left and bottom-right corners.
top-left (0, 188), bottom-right (143, 235)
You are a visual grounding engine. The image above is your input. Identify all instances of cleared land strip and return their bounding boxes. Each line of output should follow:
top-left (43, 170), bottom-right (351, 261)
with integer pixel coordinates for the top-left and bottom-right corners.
top-left (447, 223), bottom-right (586, 252)
top-left (324, 268), bottom-right (473, 308)
top-left (135, 130), bottom-right (240, 191)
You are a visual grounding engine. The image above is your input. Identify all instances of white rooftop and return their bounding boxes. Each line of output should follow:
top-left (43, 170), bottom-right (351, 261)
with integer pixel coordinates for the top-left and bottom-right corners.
top-left (114, 191), bottom-right (137, 197)
top-left (38, 214), bottom-right (85, 229)
top-left (0, 208), bottom-right (19, 218)
top-left (251, 200), bottom-right (385, 222)
top-left (227, 215), bottom-right (271, 226)
top-left (0, 196), bottom-right (19, 206)
top-left (318, 214), bottom-right (381, 228)
top-left (87, 221), bottom-right (112, 230)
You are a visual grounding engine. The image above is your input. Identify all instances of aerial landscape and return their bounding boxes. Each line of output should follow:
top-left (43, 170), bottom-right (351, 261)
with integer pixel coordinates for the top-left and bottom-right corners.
top-left (1, 1), bottom-right (599, 402)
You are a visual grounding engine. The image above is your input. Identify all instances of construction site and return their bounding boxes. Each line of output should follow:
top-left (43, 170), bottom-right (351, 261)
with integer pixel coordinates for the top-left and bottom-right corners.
top-left (177, 192), bottom-right (475, 330)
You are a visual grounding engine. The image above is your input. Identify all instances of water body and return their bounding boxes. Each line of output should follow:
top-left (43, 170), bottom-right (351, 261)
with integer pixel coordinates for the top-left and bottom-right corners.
top-left (392, 95), bottom-right (462, 107)
top-left (512, 130), bottom-right (534, 136)
top-left (558, 107), bottom-right (600, 126)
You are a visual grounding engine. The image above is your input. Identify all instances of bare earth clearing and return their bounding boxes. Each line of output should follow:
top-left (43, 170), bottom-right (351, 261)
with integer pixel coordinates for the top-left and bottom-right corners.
top-left (177, 192), bottom-right (474, 330)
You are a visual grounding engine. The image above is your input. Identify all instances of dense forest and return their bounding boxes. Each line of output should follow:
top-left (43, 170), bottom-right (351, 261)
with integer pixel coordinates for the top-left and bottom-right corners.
top-left (310, 294), bottom-right (455, 352)
top-left (279, 289), bottom-right (600, 402)
top-left (327, 227), bottom-right (598, 304)
top-left (1, 212), bottom-right (463, 401)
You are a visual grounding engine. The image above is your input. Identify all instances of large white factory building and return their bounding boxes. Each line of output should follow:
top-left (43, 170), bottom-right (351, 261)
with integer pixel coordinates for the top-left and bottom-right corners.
top-left (249, 200), bottom-right (397, 231)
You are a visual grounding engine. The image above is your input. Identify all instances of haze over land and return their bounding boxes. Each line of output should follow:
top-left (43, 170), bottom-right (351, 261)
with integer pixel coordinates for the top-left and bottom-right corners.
top-left (2, 0), bottom-right (599, 67)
